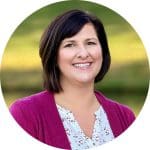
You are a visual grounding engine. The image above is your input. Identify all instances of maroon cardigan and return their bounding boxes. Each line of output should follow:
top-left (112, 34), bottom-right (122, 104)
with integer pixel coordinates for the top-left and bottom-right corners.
top-left (10, 90), bottom-right (135, 149)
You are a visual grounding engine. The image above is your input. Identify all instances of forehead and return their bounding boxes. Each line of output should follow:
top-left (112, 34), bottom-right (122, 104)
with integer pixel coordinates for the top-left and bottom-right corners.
top-left (62, 23), bottom-right (98, 42)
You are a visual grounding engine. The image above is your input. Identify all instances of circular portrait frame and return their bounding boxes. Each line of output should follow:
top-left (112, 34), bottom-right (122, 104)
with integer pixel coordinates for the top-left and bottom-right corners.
top-left (0, 0), bottom-right (150, 150)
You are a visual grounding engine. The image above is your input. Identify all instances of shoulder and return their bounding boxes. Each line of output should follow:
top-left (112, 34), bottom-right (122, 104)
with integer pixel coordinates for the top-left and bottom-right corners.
top-left (95, 91), bottom-right (136, 125)
top-left (9, 90), bottom-right (54, 120)
top-left (9, 90), bottom-right (54, 136)
top-left (10, 90), bottom-right (52, 110)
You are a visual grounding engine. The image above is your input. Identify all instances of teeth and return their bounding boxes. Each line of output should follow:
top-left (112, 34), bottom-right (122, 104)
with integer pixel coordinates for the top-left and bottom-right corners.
top-left (73, 63), bottom-right (91, 68)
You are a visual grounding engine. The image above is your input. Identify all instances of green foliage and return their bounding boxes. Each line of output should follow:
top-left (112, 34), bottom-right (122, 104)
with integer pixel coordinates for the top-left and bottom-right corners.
top-left (1, 1), bottom-right (149, 116)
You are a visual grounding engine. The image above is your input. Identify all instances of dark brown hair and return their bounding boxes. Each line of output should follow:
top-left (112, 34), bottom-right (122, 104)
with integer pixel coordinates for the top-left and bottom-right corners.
top-left (39, 9), bottom-right (111, 92)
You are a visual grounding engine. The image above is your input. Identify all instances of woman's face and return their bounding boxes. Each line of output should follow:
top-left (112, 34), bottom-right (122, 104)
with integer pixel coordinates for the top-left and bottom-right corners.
top-left (57, 23), bottom-right (103, 85)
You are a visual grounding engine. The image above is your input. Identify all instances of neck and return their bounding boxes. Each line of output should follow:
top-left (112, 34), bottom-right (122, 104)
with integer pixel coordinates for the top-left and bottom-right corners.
top-left (54, 79), bottom-right (99, 111)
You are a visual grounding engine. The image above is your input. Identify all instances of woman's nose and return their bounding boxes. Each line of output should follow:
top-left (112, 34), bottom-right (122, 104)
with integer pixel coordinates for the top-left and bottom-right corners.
top-left (77, 46), bottom-right (89, 59)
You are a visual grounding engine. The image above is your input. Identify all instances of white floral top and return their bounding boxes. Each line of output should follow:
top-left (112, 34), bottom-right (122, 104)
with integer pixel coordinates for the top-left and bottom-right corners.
top-left (56, 105), bottom-right (114, 150)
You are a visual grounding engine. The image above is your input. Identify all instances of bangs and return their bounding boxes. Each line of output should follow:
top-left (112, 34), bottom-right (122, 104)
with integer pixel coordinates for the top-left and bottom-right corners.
top-left (59, 13), bottom-right (91, 41)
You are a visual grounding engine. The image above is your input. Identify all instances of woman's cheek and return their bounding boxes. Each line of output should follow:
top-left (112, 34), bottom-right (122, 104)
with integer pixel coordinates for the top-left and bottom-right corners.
top-left (93, 48), bottom-right (102, 60)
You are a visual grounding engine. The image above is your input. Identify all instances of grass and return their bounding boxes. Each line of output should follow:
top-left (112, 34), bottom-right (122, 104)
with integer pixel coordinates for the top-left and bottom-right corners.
top-left (0, 1), bottom-right (149, 116)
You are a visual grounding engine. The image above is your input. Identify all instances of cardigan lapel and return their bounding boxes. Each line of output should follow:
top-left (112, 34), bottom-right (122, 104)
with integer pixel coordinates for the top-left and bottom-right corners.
top-left (95, 91), bottom-right (124, 137)
top-left (45, 91), bottom-right (71, 149)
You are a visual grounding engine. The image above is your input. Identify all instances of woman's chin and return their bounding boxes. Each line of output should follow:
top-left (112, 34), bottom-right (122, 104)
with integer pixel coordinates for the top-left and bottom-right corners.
top-left (74, 76), bottom-right (95, 84)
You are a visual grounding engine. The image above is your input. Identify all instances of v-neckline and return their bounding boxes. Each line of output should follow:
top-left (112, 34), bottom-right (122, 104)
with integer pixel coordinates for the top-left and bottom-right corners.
top-left (56, 104), bottom-right (101, 140)
top-left (46, 90), bottom-right (119, 149)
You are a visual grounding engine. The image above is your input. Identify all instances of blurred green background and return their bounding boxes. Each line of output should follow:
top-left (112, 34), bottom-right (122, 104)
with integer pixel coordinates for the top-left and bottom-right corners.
top-left (0, 0), bottom-right (149, 116)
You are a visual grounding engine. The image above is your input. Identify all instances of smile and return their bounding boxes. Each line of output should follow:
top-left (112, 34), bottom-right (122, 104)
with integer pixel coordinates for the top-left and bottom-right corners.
top-left (73, 62), bottom-right (92, 69)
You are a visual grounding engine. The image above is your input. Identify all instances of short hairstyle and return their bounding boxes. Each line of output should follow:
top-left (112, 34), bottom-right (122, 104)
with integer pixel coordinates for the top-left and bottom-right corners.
top-left (39, 9), bottom-right (111, 92)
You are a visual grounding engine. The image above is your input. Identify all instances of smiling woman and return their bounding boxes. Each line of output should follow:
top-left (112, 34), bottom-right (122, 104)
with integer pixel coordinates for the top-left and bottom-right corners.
top-left (57, 23), bottom-right (102, 86)
top-left (39, 9), bottom-right (111, 93)
top-left (9, 9), bottom-right (135, 150)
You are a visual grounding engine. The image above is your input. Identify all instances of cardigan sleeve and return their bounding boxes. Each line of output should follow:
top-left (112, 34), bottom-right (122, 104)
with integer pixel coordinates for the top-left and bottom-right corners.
top-left (117, 102), bottom-right (136, 127)
top-left (108, 100), bottom-right (136, 137)
top-left (9, 99), bottom-right (38, 139)
top-left (9, 91), bottom-right (71, 149)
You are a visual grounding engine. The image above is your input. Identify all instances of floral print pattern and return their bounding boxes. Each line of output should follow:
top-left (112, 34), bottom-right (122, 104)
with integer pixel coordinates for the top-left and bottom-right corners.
top-left (56, 105), bottom-right (114, 150)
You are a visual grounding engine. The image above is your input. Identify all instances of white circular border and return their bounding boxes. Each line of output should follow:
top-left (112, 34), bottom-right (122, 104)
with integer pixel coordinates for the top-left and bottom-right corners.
top-left (0, 0), bottom-right (149, 150)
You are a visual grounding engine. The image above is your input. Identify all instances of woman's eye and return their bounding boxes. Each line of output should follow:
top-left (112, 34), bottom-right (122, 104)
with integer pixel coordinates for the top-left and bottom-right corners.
top-left (64, 43), bottom-right (74, 48)
top-left (87, 42), bottom-right (96, 45)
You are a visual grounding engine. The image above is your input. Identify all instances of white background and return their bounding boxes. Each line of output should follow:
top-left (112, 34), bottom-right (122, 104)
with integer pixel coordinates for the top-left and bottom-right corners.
top-left (0, 0), bottom-right (149, 149)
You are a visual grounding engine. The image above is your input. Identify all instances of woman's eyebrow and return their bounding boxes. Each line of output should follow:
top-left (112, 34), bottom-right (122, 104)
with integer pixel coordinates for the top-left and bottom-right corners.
top-left (63, 40), bottom-right (75, 43)
top-left (85, 37), bottom-right (98, 41)
top-left (63, 37), bottom-right (97, 42)
top-left (62, 37), bottom-right (98, 45)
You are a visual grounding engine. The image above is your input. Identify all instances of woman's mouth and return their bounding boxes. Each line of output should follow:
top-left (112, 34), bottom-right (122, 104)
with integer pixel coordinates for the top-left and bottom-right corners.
top-left (72, 62), bottom-right (92, 69)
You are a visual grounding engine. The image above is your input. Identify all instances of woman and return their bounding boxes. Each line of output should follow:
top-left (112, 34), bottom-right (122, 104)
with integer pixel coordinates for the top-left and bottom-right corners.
top-left (10, 9), bottom-right (135, 150)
